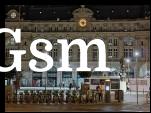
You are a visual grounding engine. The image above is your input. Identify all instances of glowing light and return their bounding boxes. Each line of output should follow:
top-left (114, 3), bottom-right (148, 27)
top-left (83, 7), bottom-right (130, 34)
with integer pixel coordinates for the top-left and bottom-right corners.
top-left (134, 51), bottom-right (139, 57)
top-left (105, 79), bottom-right (110, 81)
top-left (125, 58), bottom-right (130, 63)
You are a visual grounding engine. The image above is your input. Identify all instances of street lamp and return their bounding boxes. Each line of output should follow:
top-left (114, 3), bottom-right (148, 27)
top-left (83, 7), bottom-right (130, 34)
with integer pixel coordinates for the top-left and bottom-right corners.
top-left (134, 51), bottom-right (139, 57)
top-left (134, 50), bottom-right (139, 104)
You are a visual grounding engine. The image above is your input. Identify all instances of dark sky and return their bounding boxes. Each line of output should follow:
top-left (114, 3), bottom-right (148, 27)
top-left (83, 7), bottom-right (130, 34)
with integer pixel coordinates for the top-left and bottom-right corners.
top-left (5, 5), bottom-right (150, 20)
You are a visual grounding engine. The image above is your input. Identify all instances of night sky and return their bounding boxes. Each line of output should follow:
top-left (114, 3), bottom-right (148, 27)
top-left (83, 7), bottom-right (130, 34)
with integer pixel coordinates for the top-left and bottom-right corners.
top-left (5, 5), bottom-right (150, 20)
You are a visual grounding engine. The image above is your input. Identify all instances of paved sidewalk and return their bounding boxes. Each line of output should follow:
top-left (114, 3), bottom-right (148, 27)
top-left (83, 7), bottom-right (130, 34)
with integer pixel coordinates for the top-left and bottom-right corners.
top-left (5, 103), bottom-right (150, 112)
top-left (110, 91), bottom-right (148, 104)
top-left (124, 92), bottom-right (147, 104)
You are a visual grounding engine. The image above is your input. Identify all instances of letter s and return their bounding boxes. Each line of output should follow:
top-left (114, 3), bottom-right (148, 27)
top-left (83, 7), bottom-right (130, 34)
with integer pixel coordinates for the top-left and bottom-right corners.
top-left (29, 39), bottom-right (53, 72)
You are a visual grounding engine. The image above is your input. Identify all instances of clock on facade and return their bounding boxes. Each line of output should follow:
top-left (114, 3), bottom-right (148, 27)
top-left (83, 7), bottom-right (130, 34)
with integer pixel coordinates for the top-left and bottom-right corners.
top-left (79, 18), bottom-right (87, 27)
top-left (11, 12), bottom-right (17, 19)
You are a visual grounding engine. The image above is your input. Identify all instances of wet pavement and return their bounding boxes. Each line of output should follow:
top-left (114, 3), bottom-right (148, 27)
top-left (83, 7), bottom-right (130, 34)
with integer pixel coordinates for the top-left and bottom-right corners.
top-left (5, 103), bottom-right (150, 112)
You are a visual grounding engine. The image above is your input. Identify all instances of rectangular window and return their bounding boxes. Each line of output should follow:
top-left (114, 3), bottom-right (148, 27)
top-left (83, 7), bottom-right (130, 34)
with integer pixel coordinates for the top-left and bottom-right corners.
top-left (54, 49), bottom-right (57, 57)
top-left (124, 49), bottom-right (128, 57)
top-left (93, 51), bottom-right (97, 60)
top-left (69, 49), bottom-right (72, 57)
top-left (69, 27), bottom-right (72, 31)
top-left (113, 39), bottom-right (118, 46)
top-left (113, 49), bottom-right (118, 58)
top-left (129, 49), bottom-right (133, 57)
top-left (93, 46), bottom-right (98, 61)
top-left (108, 39), bottom-right (113, 45)
top-left (53, 48), bottom-right (57, 60)
top-left (108, 48), bottom-right (112, 57)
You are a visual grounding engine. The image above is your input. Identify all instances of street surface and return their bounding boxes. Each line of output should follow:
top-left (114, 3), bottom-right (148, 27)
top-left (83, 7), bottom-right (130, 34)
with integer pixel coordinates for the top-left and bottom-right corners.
top-left (5, 103), bottom-right (150, 112)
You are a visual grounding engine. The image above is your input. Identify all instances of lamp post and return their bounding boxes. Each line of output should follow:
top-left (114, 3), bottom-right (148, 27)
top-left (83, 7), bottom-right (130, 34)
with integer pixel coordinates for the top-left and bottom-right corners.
top-left (134, 51), bottom-right (139, 104)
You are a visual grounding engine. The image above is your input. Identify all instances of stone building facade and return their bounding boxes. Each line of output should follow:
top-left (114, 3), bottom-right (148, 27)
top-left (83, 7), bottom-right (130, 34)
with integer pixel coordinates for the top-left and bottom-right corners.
top-left (5, 6), bottom-right (150, 88)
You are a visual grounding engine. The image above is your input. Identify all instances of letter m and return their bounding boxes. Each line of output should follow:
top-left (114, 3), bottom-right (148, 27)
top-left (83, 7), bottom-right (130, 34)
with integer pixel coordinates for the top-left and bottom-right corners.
top-left (57, 39), bottom-right (110, 72)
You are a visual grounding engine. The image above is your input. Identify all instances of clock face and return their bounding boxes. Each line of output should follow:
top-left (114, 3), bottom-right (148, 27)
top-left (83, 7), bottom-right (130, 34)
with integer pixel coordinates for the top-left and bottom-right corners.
top-left (79, 18), bottom-right (87, 27)
top-left (11, 12), bottom-right (17, 19)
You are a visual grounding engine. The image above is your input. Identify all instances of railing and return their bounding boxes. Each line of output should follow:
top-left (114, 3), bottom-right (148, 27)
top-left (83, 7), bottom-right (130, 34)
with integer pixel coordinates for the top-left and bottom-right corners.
top-left (5, 89), bottom-right (124, 104)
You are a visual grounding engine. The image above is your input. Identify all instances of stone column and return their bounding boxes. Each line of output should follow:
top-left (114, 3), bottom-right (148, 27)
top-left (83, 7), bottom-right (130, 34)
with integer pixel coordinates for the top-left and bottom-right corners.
top-left (57, 71), bottom-right (62, 87)
top-left (72, 68), bottom-right (77, 89)
top-left (42, 72), bottom-right (47, 88)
